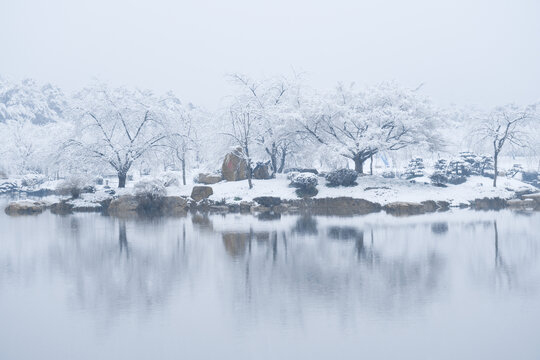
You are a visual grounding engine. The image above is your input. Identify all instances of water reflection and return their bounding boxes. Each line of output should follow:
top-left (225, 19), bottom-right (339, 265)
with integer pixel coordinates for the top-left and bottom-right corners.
top-left (1, 207), bottom-right (540, 360)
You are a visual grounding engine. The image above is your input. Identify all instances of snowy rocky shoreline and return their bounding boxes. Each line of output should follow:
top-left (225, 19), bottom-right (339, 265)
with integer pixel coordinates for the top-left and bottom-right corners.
top-left (3, 174), bottom-right (540, 217)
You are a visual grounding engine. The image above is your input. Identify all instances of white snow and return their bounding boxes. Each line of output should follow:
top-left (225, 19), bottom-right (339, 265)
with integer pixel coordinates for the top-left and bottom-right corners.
top-left (167, 174), bottom-right (537, 206)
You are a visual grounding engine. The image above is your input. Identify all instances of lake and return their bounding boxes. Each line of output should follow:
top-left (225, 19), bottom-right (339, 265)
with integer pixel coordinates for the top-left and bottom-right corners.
top-left (1, 201), bottom-right (539, 360)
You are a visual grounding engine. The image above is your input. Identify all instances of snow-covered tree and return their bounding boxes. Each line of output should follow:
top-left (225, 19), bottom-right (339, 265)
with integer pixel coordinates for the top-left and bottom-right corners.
top-left (227, 74), bottom-right (303, 176)
top-left (67, 84), bottom-right (168, 188)
top-left (299, 82), bottom-right (442, 173)
top-left (0, 77), bottom-right (67, 125)
top-left (475, 103), bottom-right (538, 187)
top-left (223, 86), bottom-right (263, 189)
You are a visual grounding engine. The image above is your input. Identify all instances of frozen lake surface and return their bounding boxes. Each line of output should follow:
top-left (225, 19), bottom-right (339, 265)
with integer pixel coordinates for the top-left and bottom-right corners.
top-left (1, 202), bottom-right (540, 360)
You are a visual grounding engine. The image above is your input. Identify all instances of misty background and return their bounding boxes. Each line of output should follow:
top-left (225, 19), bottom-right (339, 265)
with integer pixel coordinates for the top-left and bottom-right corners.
top-left (1, 0), bottom-right (539, 110)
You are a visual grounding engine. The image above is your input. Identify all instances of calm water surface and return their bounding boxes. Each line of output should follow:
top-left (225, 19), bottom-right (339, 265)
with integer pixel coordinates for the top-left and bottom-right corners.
top-left (1, 200), bottom-right (539, 360)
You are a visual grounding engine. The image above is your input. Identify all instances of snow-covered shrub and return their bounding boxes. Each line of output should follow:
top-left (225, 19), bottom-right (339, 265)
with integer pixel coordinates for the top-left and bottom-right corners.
top-left (325, 169), bottom-right (358, 187)
top-left (284, 168), bottom-right (319, 175)
top-left (21, 173), bottom-right (47, 188)
top-left (289, 172), bottom-right (318, 188)
top-left (402, 158), bottom-right (425, 179)
top-left (57, 175), bottom-right (89, 198)
top-left (382, 171), bottom-right (396, 179)
top-left (429, 173), bottom-right (448, 187)
top-left (95, 176), bottom-right (104, 185)
top-left (134, 179), bottom-right (167, 213)
top-left (447, 159), bottom-right (471, 176)
top-left (134, 179), bottom-right (166, 198)
top-left (507, 164), bottom-right (524, 178)
top-left (434, 159), bottom-right (448, 172)
top-left (447, 174), bottom-right (467, 185)
top-left (471, 155), bottom-right (494, 177)
top-left (289, 172), bottom-right (318, 198)
top-left (160, 172), bottom-right (180, 187)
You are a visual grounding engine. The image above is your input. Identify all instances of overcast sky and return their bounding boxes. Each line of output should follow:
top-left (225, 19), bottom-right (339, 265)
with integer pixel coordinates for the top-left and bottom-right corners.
top-left (1, 0), bottom-right (539, 109)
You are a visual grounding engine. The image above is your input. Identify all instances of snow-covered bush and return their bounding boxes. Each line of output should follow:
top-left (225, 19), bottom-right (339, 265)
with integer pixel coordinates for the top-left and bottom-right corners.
top-left (325, 169), bottom-right (358, 187)
top-left (382, 171), bottom-right (396, 179)
top-left (134, 179), bottom-right (166, 199)
top-left (134, 179), bottom-right (167, 213)
top-left (289, 172), bottom-right (318, 198)
top-left (289, 172), bottom-right (318, 188)
top-left (447, 159), bottom-right (471, 176)
top-left (160, 172), bottom-right (180, 187)
top-left (458, 152), bottom-right (493, 177)
top-left (507, 164), bottom-right (524, 178)
top-left (57, 175), bottom-right (90, 198)
top-left (21, 173), bottom-right (47, 188)
top-left (402, 158), bottom-right (425, 179)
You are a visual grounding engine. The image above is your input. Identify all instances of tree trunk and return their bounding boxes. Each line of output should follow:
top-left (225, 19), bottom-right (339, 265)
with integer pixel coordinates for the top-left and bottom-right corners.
top-left (493, 152), bottom-right (498, 187)
top-left (354, 156), bottom-right (364, 173)
top-left (181, 159), bottom-right (186, 186)
top-left (370, 155), bottom-right (373, 175)
top-left (247, 161), bottom-right (253, 189)
top-left (118, 171), bottom-right (127, 188)
top-left (278, 149), bottom-right (287, 173)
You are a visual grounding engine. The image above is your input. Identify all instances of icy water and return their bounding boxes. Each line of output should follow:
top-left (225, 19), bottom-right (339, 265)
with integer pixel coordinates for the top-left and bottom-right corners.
top-left (1, 203), bottom-right (540, 360)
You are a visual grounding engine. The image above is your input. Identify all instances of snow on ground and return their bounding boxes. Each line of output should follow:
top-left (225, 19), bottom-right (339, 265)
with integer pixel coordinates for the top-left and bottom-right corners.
top-left (166, 174), bottom-right (537, 206)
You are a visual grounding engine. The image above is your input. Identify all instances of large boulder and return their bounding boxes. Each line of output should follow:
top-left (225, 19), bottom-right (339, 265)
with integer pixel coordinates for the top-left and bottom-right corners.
top-left (287, 197), bottom-right (381, 216)
top-left (470, 197), bottom-right (507, 210)
top-left (108, 195), bottom-right (139, 216)
top-left (384, 202), bottom-right (426, 216)
top-left (253, 163), bottom-right (271, 179)
top-left (162, 196), bottom-right (189, 215)
top-left (198, 173), bottom-right (222, 184)
top-left (222, 148), bottom-right (247, 181)
top-left (253, 196), bottom-right (281, 207)
top-left (191, 186), bottom-right (213, 202)
top-left (4, 200), bottom-right (46, 216)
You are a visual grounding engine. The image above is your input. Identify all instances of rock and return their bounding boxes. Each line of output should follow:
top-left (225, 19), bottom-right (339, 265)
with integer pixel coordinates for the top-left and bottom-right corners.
top-left (295, 187), bottom-right (318, 198)
top-left (253, 163), bottom-right (271, 179)
top-left (288, 197), bottom-right (381, 216)
top-left (253, 196), bottom-right (281, 207)
top-left (50, 201), bottom-right (74, 215)
top-left (162, 196), bottom-right (189, 216)
top-left (108, 195), bottom-right (139, 216)
top-left (221, 148), bottom-right (247, 181)
top-left (522, 193), bottom-right (540, 203)
top-left (191, 186), bottom-right (213, 202)
top-left (239, 201), bottom-right (253, 213)
top-left (384, 202), bottom-right (426, 216)
top-left (470, 197), bottom-right (507, 210)
top-left (209, 205), bottom-right (229, 213)
top-left (4, 200), bottom-right (46, 216)
top-left (436, 201), bottom-right (450, 211)
top-left (421, 200), bottom-right (438, 213)
top-left (506, 199), bottom-right (536, 209)
top-left (197, 173), bottom-right (222, 185)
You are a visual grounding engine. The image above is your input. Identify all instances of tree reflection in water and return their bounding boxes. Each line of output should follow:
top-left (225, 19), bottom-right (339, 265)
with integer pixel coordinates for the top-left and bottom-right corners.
top-left (7, 210), bottom-right (535, 325)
